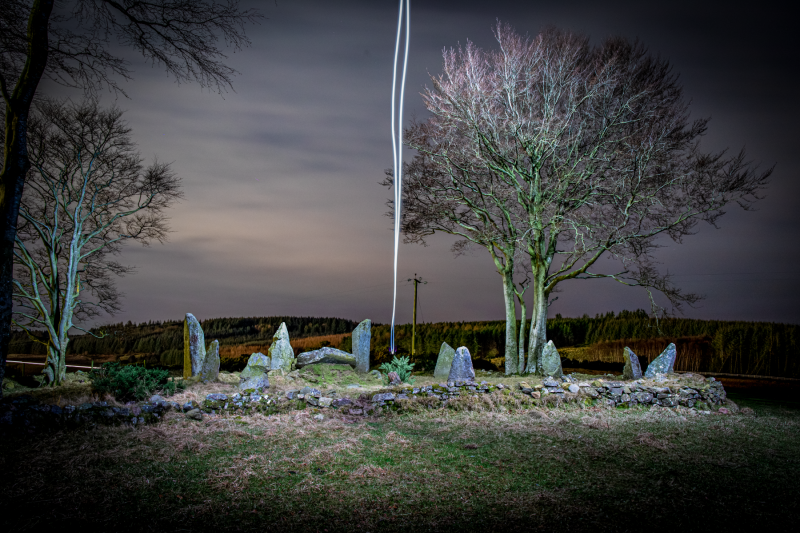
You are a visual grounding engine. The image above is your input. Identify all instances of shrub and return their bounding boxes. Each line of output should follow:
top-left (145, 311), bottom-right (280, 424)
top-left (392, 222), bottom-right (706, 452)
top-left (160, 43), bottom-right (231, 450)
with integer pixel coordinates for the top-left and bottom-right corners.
top-left (379, 355), bottom-right (415, 385)
top-left (90, 362), bottom-right (185, 401)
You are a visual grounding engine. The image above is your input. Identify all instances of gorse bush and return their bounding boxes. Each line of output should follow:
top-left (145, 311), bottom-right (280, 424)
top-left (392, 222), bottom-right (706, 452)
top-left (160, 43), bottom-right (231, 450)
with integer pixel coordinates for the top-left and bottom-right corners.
top-left (89, 362), bottom-right (184, 401)
top-left (379, 355), bottom-right (415, 385)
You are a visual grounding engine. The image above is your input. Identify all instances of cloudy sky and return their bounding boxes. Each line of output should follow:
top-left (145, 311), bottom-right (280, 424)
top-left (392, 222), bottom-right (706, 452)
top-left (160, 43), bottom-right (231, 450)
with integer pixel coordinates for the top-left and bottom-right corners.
top-left (39, 0), bottom-right (799, 327)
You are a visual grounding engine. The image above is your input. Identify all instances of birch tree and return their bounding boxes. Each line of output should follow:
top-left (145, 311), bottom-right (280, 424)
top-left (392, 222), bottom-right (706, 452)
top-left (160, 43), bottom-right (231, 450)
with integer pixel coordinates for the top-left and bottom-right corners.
top-left (0, 0), bottom-right (260, 394)
top-left (11, 99), bottom-right (181, 385)
top-left (398, 24), bottom-right (771, 374)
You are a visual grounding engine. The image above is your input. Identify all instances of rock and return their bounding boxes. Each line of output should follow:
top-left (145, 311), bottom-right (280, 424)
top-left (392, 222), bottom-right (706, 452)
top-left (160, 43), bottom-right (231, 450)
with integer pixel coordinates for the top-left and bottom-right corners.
top-left (352, 319), bottom-right (372, 373)
top-left (387, 371), bottom-right (401, 385)
top-left (448, 347), bottom-right (476, 381)
top-left (269, 323), bottom-right (295, 372)
top-left (300, 386), bottom-right (321, 397)
top-left (542, 377), bottom-right (559, 388)
top-left (369, 369), bottom-right (382, 380)
top-left (313, 414), bottom-right (324, 421)
top-left (200, 340), bottom-right (220, 381)
top-left (433, 342), bottom-right (456, 379)
top-left (622, 347), bottom-right (643, 380)
top-left (319, 397), bottom-right (333, 408)
top-left (184, 313), bottom-right (206, 378)
top-left (568, 384), bottom-right (580, 393)
top-left (372, 392), bottom-right (395, 403)
top-left (644, 343), bottom-right (677, 377)
top-left (296, 347), bottom-right (356, 368)
top-left (206, 393), bottom-right (228, 401)
top-left (540, 341), bottom-right (563, 377)
top-left (332, 398), bottom-right (353, 407)
top-left (239, 352), bottom-right (271, 391)
top-left (149, 395), bottom-right (165, 404)
top-left (185, 408), bottom-right (203, 421)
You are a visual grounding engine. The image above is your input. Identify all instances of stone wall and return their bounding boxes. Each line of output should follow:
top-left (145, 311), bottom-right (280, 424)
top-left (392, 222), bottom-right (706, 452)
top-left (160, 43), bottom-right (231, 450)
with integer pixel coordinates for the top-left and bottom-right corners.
top-left (0, 374), bottom-right (732, 435)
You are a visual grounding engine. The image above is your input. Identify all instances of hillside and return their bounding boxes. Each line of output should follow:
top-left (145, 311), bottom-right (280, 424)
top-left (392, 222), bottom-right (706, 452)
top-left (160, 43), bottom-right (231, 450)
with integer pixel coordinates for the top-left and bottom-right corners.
top-left (9, 310), bottom-right (800, 378)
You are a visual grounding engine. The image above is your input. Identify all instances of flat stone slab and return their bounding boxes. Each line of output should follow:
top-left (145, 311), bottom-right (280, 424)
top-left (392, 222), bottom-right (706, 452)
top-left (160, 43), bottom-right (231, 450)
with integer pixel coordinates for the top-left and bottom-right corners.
top-left (296, 347), bottom-right (356, 368)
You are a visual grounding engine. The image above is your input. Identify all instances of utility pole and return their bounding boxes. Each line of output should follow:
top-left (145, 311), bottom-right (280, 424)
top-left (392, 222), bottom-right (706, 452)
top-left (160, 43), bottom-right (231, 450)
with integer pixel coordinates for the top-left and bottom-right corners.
top-left (408, 274), bottom-right (427, 357)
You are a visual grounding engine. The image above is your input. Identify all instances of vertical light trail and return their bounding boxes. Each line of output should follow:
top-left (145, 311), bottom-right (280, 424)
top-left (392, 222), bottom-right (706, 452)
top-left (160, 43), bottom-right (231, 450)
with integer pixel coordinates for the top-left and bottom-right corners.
top-left (390, 0), bottom-right (410, 354)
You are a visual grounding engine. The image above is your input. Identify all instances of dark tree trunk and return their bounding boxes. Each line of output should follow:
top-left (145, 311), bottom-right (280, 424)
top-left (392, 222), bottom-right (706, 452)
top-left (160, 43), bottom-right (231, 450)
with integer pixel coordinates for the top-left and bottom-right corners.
top-left (0, 0), bottom-right (55, 397)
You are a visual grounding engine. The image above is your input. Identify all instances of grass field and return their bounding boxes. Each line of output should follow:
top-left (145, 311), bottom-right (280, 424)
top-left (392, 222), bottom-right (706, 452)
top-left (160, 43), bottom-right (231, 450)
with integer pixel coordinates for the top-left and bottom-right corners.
top-left (1, 389), bottom-right (798, 532)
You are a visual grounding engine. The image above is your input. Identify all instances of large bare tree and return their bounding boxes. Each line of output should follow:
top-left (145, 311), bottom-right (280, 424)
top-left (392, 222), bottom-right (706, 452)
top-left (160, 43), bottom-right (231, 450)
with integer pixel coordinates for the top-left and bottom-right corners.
top-left (0, 0), bottom-right (261, 394)
top-left (11, 99), bottom-right (181, 385)
top-left (397, 24), bottom-right (771, 374)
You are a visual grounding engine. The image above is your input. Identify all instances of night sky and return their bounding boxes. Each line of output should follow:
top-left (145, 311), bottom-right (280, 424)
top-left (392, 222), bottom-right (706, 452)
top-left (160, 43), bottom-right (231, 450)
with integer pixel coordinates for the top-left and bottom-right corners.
top-left (38, 0), bottom-right (800, 327)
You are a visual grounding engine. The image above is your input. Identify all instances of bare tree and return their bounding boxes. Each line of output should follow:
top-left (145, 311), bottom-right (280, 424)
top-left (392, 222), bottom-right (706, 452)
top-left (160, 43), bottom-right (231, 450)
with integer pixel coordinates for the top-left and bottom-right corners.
top-left (384, 155), bottom-right (527, 373)
top-left (11, 99), bottom-right (181, 385)
top-left (0, 0), bottom-right (261, 393)
top-left (398, 23), bottom-right (771, 374)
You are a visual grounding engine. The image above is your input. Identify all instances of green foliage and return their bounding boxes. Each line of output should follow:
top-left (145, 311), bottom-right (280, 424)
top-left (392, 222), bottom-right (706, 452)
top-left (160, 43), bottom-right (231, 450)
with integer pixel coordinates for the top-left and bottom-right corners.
top-left (89, 362), bottom-right (184, 401)
top-left (379, 355), bottom-right (415, 385)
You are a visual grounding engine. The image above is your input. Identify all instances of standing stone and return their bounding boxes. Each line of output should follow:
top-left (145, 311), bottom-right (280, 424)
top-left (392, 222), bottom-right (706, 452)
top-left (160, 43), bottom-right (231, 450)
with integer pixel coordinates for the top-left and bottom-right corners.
top-left (200, 340), bottom-right (220, 382)
top-left (183, 313), bottom-right (205, 379)
top-left (622, 347), bottom-right (643, 380)
top-left (269, 322), bottom-right (294, 372)
top-left (352, 319), bottom-right (372, 373)
top-left (644, 343), bottom-right (677, 377)
top-left (239, 352), bottom-right (271, 391)
top-left (434, 342), bottom-right (456, 380)
top-left (540, 341), bottom-right (563, 378)
top-left (448, 347), bottom-right (476, 381)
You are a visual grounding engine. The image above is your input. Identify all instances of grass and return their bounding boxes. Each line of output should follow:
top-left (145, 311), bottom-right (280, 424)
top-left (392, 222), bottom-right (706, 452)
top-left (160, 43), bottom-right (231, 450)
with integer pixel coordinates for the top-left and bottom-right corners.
top-left (1, 389), bottom-right (799, 532)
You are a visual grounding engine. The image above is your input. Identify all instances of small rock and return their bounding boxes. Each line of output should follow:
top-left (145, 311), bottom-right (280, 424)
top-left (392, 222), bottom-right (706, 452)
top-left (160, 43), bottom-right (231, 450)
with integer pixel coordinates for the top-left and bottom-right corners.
top-left (149, 395), bottom-right (165, 404)
top-left (568, 384), bottom-right (580, 393)
top-left (186, 409), bottom-right (203, 421)
top-left (388, 371), bottom-right (402, 385)
top-left (346, 384), bottom-right (361, 389)
top-left (313, 414), bottom-right (324, 421)
top-left (206, 393), bottom-right (228, 401)
top-left (372, 392), bottom-right (395, 403)
top-left (319, 397), bottom-right (333, 408)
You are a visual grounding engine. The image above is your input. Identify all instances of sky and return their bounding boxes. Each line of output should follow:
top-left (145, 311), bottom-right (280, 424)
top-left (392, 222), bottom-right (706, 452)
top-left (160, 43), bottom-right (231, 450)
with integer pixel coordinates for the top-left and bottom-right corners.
top-left (37, 0), bottom-right (800, 328)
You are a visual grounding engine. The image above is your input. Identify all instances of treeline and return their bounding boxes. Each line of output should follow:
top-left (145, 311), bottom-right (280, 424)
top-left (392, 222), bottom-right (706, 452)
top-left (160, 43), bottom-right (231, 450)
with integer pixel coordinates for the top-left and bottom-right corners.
top-left (9, 311), bottom-right (800, 378)
top-left (374, 310), bottom-right (800, 378)
top-left (9, 316), bottom-right (361, 356)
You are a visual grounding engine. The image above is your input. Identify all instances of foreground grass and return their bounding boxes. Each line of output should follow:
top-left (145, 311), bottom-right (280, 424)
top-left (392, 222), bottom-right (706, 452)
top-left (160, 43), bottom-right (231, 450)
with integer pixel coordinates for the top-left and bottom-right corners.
top-left (1, 400), bottom-right (798, 532)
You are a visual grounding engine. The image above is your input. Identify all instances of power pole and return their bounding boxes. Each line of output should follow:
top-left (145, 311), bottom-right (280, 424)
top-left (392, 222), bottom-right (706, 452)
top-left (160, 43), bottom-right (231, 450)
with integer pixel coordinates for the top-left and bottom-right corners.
top-left (408, 274), bottom-right (427, 357)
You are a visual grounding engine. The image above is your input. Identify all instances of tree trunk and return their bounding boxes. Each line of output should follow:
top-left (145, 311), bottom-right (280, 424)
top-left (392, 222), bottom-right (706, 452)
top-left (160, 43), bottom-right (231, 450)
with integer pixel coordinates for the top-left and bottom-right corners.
top-left (501, 270), bottom-right (518, 374)
top-left (0, 0), bottom-right (55, 397)
top-left (517, 294), bottom-right (526, 374)
top-left (525, 274), bottom-right (548, 374)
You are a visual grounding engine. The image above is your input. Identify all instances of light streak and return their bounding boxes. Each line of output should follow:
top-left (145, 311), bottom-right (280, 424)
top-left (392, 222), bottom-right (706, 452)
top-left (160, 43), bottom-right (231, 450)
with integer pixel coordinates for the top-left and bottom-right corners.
top-left (390, 0), bottom-right (410, 354)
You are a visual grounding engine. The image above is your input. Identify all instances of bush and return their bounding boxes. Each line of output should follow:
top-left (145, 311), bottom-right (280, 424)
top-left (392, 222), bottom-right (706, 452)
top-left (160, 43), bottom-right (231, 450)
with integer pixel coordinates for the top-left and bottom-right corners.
top-left (89, 362), bottom-right (185, 401)
top-left (379, 355), bottom-right (415, 385)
